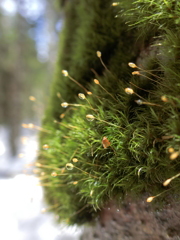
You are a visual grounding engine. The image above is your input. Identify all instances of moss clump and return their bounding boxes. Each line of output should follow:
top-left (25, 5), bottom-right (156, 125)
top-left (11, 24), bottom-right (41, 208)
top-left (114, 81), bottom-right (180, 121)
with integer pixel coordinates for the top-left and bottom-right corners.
top-left (38, 0), bottom-right (180, 224)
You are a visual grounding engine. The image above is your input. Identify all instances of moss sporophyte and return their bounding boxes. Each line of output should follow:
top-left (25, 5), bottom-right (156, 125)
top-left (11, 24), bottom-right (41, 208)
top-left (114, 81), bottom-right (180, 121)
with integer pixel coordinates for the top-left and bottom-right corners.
top-left (35, 0), bottom-right (180, 224)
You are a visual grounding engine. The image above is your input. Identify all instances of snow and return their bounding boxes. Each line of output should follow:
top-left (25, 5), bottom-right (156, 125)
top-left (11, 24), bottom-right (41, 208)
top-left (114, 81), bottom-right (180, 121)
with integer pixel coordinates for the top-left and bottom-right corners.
top-left (0, 126), bottom-right (82, 240)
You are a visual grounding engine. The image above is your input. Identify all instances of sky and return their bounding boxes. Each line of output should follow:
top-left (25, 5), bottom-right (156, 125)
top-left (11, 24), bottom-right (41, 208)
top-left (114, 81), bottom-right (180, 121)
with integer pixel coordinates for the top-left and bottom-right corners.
top-left (0, 0), bottom-right (45, 19)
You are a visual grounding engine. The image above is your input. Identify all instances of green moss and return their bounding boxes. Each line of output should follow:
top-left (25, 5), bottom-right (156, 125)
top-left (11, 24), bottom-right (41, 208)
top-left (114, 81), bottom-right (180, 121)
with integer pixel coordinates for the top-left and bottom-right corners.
top-left (38, 0), bottom-right (180, 225)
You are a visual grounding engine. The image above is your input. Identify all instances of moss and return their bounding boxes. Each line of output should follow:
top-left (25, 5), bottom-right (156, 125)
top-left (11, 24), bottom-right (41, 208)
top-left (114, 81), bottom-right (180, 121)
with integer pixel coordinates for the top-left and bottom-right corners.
top-left (38, 0), bottom-right (180, 225)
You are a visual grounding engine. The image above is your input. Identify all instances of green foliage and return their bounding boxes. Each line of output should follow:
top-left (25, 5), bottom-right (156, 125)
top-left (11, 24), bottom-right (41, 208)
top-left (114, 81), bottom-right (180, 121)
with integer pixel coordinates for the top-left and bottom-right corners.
top-left (120, 0), bottom-right (180, 29)
top-left (38, 0), bottom-right (180, 225)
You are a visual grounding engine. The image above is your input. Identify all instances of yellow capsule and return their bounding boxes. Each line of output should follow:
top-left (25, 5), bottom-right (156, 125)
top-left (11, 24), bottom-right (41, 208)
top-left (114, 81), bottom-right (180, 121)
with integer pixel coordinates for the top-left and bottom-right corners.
top-left (146, 196), bottom-right (155, 202)
top-left (66, 163), bottom-right (74, 170)
top-left (125, 88), bottom-right (134, 95)
top-left (78, 93), bottom-right (86, 100)
top-left (41, 208), bottom-right (46, 213)
top-left (60, 113), bottom-right (65, 119)
top-left (18, 153), bottom-right (24, 158)
top-left (94, 79), bottom-right (100, 84)
top-left (73, 181), bottom-right (78, 185)
top-left (135, 99), bottom-right (143, 105)
top-left (72, 158), bottom-right (78, 163)
top-left (51, 172), bottom-right (57, 177)
top-left (35, 162), bottom-right (42, 167)
top-left (33, 169), bottom-right (39, 174)
top-left (161, 96), bottom-right (168, 102)
top-left (170, 151), bottom-right (179, 160)
top-left (21, 123), bottom-right (28, 128)
top-left (21, 137), bottom-right (28, 145)
top-left (96, 51), bottom-right (101, 58)
top-left (86, 114), bottom-right (95, 121)
top-left (61, 102), bottom-right (69, 108)
top-left (29, 96), bottom-right (36, 101)
top-left (132, 71), bottom-right (140, 75)
top-left (87, 91), bottom-right (92, 95)
top-left (43, 144), bottom-right (50, 150)
top-left (163, 178), bottom-right (172, 187)
top-left (128, 62), bottom-right (137, 68)
top-left (28, 123), bottom-right (35, 129)
top-left (62, 70), bottom-right (68, 76)
top-left (168, 147), bottom-right (174, 153)
top-left (112, 2), bottom-right (119, 6)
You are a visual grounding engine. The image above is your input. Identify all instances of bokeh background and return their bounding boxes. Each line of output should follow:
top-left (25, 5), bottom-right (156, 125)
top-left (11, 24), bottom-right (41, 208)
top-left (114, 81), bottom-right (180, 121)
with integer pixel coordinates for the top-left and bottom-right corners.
top-left (0, 0), bottom-right (82, 239)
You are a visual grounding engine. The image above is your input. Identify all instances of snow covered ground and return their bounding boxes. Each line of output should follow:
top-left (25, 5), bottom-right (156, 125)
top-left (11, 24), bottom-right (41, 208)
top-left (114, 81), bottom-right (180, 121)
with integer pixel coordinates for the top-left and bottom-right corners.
top-left (0, 126), bottom-right (82, 240)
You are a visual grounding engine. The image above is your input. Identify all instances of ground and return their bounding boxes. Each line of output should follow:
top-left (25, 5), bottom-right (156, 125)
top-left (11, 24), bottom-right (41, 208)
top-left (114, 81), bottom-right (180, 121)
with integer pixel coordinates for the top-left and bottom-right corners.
top-left (81, 198), bottom-right (180, 240)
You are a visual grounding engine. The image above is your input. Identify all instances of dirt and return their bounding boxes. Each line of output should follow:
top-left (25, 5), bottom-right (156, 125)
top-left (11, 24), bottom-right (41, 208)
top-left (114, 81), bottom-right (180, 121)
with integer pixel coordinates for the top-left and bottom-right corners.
top-left (80, 197), bottom-right (180, 240)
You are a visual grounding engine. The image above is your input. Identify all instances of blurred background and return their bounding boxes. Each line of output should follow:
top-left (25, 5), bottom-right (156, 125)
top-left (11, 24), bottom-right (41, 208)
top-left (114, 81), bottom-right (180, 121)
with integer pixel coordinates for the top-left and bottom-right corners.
top-left (0, 0), bottom-right (82, 239)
